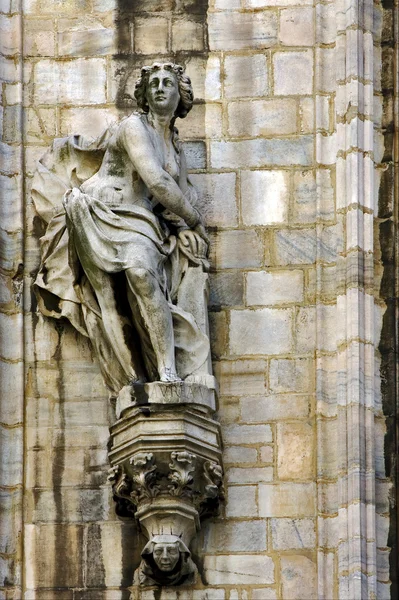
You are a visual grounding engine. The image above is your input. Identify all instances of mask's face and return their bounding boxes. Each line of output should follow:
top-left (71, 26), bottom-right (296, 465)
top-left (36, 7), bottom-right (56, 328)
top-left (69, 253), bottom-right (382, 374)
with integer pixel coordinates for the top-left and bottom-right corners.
top-left (146, 69), bottom-right (180, 116)
top-left (152, 542), bottom-right (180, 572)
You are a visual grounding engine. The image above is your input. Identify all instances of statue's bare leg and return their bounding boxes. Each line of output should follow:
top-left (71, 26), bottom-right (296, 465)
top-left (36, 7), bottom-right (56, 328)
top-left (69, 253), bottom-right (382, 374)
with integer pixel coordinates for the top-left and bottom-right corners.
top-left (125, 267), bottom-right (181, 382)
top-left (83, 263), bottom-right (141, 383)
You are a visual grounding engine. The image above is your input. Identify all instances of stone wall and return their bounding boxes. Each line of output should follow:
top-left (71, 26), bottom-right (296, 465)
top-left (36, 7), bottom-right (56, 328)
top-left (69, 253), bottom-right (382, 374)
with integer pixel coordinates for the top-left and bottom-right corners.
top-left (0, 0), bottom-right (397, 598)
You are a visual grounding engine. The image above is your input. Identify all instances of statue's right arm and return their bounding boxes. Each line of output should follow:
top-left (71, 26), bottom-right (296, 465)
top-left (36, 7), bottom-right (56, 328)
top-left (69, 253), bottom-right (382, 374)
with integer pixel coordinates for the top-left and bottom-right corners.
top-left (118, 117), bottom-right (200, 228)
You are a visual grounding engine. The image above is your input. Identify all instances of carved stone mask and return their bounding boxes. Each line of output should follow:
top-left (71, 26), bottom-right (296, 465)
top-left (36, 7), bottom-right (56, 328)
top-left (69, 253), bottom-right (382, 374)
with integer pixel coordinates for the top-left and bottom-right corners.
top-left (152, 542), bottom-right (180, 572)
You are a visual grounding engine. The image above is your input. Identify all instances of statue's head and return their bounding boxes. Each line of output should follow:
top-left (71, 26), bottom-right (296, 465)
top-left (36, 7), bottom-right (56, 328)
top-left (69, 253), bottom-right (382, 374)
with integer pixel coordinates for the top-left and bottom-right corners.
top-left (134, 63), bottom-right (194, 120)
top-left (138, 534), bottom-right (197, 586)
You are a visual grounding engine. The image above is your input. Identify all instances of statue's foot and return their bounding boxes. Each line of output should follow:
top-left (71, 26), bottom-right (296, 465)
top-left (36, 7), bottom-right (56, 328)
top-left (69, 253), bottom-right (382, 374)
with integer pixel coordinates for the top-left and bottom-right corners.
top-left (159, 367), bottom-right (182, 383)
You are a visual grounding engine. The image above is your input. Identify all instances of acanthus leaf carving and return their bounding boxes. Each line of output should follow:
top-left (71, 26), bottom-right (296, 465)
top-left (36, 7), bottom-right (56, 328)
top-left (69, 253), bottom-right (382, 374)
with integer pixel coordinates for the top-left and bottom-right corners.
top-left (167, 451), bottom-right (197, 498)
top-left (130, 452), bottom-right (160, 503)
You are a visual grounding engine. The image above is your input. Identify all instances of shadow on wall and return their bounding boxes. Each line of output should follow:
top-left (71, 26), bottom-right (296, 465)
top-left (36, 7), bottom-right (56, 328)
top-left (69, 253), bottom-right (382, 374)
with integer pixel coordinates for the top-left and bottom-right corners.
top-left (114, 0), bottom-right (209, 110)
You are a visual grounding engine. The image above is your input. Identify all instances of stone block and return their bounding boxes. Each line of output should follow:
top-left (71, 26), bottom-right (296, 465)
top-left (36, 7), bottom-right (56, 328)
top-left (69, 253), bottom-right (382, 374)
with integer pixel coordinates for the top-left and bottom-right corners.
top-left (224, 54), bottom-right (268, 98)
top-left (316, 169), bottom-right (335, 221)
top-left (216, 359), bottom-right (267, 396)
top-left (229, 98), bottom-right (297, 137)
top-left (209, 310), bottom-right (228, 359)
top-left (271, 518), bottom-right (315, 549)
top-left (246, 270), bottom-right (304, 306)
top-left (215, 0), bottom-right (240, 7)
top-left (23, 19), bottom-right (55, 56)
top-left (280, 555), bottom-right (317, 599)
top-left (241, 170), bottom-right (289, 225)
top-left (0, 141), bottom-right (21, 175)
top-left (318, 515), bottom-right (339, 548)
top-left (134, 16), bottom-right (169, 54)
top-left (190, 172), bottom-right (238, 227)
top-left (275, 228), bottom-right (317, 265)
top-left (0, 426), bottom-right (23, 486)
top-left (247, 0), bottom-right (313, 5)
top-left (0, 57), bottom-right (21, 83)
top-left (4, 82), bottom-right (22, 104)
top-left (279, 8), bottom-right (314, 46)
top-left (0, 489), bottom-right (22, 555)
top-left (0, 14), bottom-right (20, 55)
top-left (203, 555), bottom-right (274, 585)
top-left (223, 423), bottom-right (272, 445)
top-left (211, 137), bottom-right (313, 169)
top-left (223, 446), bottom-right (257, 464)
top-left (259, 483), bottom-right (315, 517)
top-left (183, 141), bottom-right (206, 170)
top-left (316, 3), bottom-right (336, 44)
top-left (229, 308), bottom-right (293, 356)
top-left (316, 304), bottom-right (337, 352)
top-left (277, 422), bottom-right (314, 480)
top-left (295, 307), bottom-right (316, 353)
top-left (0, 174), bottom-right (22, 232)
top-left (24, 524), bottom-right (84, 589)
top-left (34, 59), bottom-right (106, 105)
top-left (226, 485), bottom-right (257, 517)
top-left (60, 107), bottom-right (119, 138)
top-left (209, 12), bottom-right (277, 51)
top-left (299, 97), bottom-right (314, 133)
top-left (260, 446), bottom-right (273, 463)
top-left (0, 361), bottom-right (23, 425)
top-left (3, 105), bottom-right (22, 143)
top-left (273, 50), bottom-right (313, 96)
top-left (214, 230), bottom-right (263, 269)
top-left (0, 312), bottom-right (22, 361)
top-left (240, 395), bottom-right (310, 422)
top-left (205, 55), bottom-right (221, 101)
top-left (209, 272), bottom-right (243, 307)
top-left (227, 467), bottom-right (273, 484)
top-left (293, 170), bottom-right (316, 223)
top-left (205, 103), bottom-right (223, 139)
top-left (172, 18), bottom-right (204, 52)
top-left (203, 520), bottom-right (267, 552)
top-left (58, 27), bottom-right (115, 57)
top-left (317, 418), bottom-right (337, 479)
top-left (251, 590), bottom-right (277, 600)
top-left (315, 47), bottom-right (335, 93)
top-left (270, 358), bottom-right (314, 393)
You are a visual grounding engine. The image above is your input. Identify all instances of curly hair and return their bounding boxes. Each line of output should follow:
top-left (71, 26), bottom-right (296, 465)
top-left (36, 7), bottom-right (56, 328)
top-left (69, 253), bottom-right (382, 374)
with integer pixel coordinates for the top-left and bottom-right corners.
top-left (134, 62), bottom-right (194, 120)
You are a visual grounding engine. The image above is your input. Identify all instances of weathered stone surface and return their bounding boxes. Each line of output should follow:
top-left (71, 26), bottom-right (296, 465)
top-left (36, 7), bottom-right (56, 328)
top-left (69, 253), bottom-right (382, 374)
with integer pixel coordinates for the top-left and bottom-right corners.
top-left (190, 173), bottom-right (238, 227)
top-left (204, 554), bottom-right (274, 585)
top-left (240, 394), bottom-right (310, 423)
top-left (271, 518), bottom-right (316, 550)
top-left (214, 230), bottom-right (263, 269)
top-left (246, 270), bottom-right (304, 306)
top-left (241, 170), bottom-right (289, 225)
top-left (211, 136), bottom-right (313, 169)
top-left (203, 520), bottom-right (267, 552)
top-left (273, 51), bottom-right (313, 95)
top-left (216, 359), bottom-right (266, 396)
top-left (279, 7), bottom-right (314, 46)
top-left (229, 308), bottom-right (293, 355)
top-left (228, 99), bottom-right (297, 137)
top-left (224, 54), bottom-right (268, 98)
top-left (34, 59), bottom-right (107, 104)
top-left (208, 12), bottom-right (277, 51)
top-left (259, 483), bottom-right (315, 517)
top-left (277, 422), bottom-right (314, 480)
top-left (280, 555), bottom-right (317, 599)
top-left (226, 485), bottom-right (258, 518)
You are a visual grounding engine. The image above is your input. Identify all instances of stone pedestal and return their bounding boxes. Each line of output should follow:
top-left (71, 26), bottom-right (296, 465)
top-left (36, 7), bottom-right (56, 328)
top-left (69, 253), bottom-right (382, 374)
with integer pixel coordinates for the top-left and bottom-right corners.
top-left (108, 382), bottom-right (224, 588)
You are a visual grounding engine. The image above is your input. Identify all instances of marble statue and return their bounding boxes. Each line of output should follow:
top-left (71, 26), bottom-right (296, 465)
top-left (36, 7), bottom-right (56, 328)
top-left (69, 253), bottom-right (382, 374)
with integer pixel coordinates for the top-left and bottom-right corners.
top-left (33, 62), bottom-right (224, 589)
top-left (134, 534), bottom-right (197, 587)
top-left (32, 62), bottom-right (211, 398)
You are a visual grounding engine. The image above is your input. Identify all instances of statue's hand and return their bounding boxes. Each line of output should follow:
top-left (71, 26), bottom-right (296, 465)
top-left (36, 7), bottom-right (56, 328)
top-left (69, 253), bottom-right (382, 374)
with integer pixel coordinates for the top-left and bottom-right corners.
top-left (178, 229), bottom-right (208, 259)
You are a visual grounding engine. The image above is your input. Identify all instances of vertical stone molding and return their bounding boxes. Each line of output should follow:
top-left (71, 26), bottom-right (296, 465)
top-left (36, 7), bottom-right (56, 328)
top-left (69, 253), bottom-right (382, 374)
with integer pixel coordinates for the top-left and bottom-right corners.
top-left (329, 0), bottom-right (378, 597)
top-left (0, 1), bottom-right (24, 598)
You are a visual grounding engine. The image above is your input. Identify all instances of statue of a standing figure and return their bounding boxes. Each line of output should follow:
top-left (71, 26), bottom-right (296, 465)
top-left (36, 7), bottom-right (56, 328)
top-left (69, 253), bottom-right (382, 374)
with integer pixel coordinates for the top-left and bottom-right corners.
top-left (32, 63), bottom-right (212, 398)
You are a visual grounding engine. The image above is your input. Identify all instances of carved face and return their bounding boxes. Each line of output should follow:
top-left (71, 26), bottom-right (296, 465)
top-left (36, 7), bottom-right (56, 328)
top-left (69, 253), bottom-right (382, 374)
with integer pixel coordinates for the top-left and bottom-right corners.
top-left (152, 542), bottom-right (180, 572)
top-left (146, 69), bottom-right (180, 116)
